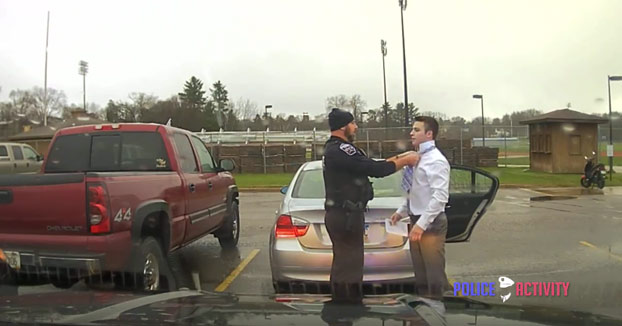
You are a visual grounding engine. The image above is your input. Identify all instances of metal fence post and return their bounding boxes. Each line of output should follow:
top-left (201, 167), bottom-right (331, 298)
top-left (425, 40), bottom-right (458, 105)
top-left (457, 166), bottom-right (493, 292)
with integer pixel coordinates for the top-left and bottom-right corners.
top-left (366, 129), bottom-right (370, 157)
top-left (312, 127), bottom-right (317, 160)
top-left (504, 131), bottom-right (507, 168)
top-left (460, 128), bottom-right (464, 165)
top-left (262, 144), bottom-right (267, 174)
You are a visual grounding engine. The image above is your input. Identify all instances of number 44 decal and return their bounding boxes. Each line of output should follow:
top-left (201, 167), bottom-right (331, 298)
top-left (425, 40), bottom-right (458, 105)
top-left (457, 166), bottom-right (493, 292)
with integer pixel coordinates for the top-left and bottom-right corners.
top-left (113, 208), bottom-right (132, 222)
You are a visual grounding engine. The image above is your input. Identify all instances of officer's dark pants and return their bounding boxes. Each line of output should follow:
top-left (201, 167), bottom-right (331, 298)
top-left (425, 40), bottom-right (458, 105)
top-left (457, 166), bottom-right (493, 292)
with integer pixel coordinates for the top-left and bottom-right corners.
top-left (409, 213), bottom-right (450, 300)
top-left (325, 208), bottom-right (364, 303)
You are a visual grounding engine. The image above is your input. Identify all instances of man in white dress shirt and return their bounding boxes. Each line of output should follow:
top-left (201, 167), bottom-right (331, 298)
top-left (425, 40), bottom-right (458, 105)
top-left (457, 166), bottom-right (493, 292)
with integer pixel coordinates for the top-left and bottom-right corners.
top-left (391, 116), bottom-right (451, 300)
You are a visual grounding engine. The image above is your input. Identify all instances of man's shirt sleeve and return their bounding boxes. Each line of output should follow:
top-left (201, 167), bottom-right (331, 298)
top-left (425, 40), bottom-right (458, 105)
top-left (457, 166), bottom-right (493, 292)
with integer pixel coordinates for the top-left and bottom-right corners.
top-left (415, 161), bottom-right (450, 231)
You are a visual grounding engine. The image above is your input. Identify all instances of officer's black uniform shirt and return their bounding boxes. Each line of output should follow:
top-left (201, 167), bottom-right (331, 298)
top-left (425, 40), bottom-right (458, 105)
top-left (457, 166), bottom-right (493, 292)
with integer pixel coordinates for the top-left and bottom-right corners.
top-left (323, 136), bottom-right (396, 209)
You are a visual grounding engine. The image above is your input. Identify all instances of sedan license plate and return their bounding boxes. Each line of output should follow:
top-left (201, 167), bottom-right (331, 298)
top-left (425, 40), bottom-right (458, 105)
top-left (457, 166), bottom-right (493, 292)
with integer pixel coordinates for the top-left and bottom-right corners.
top-left (4, 251), bottom-right (20, 270)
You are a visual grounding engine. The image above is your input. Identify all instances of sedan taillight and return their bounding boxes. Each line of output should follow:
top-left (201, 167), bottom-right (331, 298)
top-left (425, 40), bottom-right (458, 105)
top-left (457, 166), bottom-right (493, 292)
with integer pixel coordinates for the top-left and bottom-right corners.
top-left (275, 214), bottom-right (309, 238)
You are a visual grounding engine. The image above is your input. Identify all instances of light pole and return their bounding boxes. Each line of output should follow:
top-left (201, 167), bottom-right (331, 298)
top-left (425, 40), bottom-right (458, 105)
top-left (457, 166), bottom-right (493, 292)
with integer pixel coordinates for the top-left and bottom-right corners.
top-left (264, 104), bottom-right (272, 119)
top-left (607, 75), bottom-right (622, 180)
top-left (43, 11), bottom-right (50, 126)
top-left (380, 39), bottom-right (388, 130)
top-left (473, 94), bottom-right (485, 147)
top-left (398, 0), bottom-right (409, 127)
top-left (78, 60), bottom-right (88, 111)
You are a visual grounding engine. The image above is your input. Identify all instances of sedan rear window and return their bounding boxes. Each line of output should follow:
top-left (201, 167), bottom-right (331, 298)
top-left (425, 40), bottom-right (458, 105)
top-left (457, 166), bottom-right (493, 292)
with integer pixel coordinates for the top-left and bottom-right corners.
top-left (292, 169), bottom-right (403, 199)
top-left (45, 132), bottom-right (171, 173)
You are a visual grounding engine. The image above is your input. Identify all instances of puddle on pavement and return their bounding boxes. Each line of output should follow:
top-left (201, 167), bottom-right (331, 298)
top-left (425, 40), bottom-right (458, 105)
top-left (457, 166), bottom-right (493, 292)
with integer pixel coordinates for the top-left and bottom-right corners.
top-left (530, 195), bottom-right (577, 201)
top-left (532, 188), bottom-right (604, 196)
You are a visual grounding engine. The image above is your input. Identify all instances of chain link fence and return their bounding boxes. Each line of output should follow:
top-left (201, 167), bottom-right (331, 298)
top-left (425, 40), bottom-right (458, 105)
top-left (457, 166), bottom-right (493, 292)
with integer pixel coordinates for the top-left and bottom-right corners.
top-left (196, 124), bottom-right (622, 172)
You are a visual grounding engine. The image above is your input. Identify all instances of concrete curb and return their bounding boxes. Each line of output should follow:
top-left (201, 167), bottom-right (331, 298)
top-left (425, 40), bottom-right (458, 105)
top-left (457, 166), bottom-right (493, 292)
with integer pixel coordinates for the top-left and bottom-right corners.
top-left (239, 187), bottom-right (282, 192)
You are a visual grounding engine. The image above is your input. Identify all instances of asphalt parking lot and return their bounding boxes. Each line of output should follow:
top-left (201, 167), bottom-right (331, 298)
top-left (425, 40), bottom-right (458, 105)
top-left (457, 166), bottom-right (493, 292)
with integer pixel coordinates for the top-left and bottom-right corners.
top-left (17, 187), bottom-right (622, 318)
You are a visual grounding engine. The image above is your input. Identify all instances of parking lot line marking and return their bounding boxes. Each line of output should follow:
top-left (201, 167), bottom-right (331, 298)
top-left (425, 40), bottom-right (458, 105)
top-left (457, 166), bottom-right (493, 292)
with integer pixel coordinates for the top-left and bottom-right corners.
top-left (214, 249), bottom-right (260, 292)
top-left (448, 277), bottom-right (463, 297)
top-left (579, 241), bottom-right (622, 263)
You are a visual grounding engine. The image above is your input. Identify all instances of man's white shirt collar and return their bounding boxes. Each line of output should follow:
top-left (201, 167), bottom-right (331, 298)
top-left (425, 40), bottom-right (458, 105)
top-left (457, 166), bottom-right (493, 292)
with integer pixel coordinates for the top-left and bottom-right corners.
top-left (418, 140), bottom-right (436, 154)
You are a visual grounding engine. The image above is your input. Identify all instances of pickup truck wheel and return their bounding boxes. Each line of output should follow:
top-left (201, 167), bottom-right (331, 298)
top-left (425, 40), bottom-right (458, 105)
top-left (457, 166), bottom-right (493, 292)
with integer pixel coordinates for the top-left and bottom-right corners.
top-left (0, 264), bottom-right (17, 296)
top-left (115, 237), bottom-right (165, 292)
top-left (51, 279), bottom-right (78, 289)
top-left (217, 201), bottom-right (240, 249)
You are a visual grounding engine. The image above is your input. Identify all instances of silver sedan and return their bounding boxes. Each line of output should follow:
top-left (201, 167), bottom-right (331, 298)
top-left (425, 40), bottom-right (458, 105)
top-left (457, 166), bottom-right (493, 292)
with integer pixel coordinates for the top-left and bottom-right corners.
top-left (269, 160), bottom-right (499, 294)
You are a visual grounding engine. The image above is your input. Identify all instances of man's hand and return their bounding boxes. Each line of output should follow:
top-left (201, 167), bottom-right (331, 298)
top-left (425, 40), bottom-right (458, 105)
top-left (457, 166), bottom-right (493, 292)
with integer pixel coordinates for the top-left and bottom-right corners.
top-left (409, 225), bottom-right (424, 242)
top-left (403, 152), bottom-right (420, 166)
top-left (390, 212), bottom-right (402, 225)
top-left (389, 151), bottom-right (420, 170)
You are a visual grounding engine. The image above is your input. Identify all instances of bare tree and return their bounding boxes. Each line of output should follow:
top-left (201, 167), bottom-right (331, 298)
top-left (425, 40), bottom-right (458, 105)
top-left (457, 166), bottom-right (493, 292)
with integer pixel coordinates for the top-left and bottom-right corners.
top-left (326, 95), bottom-right (349, 112)
top-left (129, 92), bottom-right (158, 111)
top-left (9, 89), bottom-right (37, 116)
top-left (232, 97), bottom-right (260, 121)
top-left (420, 111), bottom-right (448, 122)
top-left (32, 86), bottom-right (67, 121)
top-left (349, 94), bottom-right (366, 122)
top-left (125, 92), bottom-right (158, 122)
top-left (0, 102), bottom-right (15, 121)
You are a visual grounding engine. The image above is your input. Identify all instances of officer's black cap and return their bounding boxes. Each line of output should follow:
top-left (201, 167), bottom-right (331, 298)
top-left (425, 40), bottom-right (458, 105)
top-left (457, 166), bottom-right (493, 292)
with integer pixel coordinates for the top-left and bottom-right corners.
top-left (328, 108), bottom-right (354, 131)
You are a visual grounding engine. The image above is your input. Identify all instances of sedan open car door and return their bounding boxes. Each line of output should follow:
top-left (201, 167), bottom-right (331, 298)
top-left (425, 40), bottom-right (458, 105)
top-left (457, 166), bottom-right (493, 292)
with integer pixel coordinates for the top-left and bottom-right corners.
top-left (445, 165), bottom-right (499, 243)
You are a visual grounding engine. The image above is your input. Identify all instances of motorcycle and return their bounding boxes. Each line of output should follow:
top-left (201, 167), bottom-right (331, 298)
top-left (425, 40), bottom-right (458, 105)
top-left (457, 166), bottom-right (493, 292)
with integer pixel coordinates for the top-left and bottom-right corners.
top-left (580, 151), bottom-right (607, 189)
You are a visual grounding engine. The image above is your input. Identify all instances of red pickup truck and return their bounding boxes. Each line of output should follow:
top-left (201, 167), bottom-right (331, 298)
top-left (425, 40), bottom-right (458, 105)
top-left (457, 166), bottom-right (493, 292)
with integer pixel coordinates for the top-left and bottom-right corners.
top-left (0, 123), bottom-right (240, 292)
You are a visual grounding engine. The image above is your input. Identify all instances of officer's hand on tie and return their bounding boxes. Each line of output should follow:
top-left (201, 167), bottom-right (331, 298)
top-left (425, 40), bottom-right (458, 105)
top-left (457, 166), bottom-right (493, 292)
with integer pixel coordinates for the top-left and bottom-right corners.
top-left (389, 151), bottom-right (420, 171)
top-left (402, 152), bottom-right (420, 166)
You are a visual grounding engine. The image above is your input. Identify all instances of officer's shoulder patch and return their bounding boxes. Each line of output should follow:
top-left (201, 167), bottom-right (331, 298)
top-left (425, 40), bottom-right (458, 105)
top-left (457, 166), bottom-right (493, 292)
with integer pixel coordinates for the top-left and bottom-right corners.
top-left (339, 143), bottom-right (357, 156)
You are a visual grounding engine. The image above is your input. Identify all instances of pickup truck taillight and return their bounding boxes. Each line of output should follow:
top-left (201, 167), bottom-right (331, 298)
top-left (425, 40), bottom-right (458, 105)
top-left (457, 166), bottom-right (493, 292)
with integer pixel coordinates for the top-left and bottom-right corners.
top-left (88, 184), bottom-right (110, 234)
top-left (275, 215), bottom-right (309, 238)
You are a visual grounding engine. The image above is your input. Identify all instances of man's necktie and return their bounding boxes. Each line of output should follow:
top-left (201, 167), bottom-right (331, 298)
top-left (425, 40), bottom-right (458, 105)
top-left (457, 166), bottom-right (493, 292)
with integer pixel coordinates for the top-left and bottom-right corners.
top-left (400, 146), bottom-right (436, 194)
top-left (401, 165), bottom-right (413, 194)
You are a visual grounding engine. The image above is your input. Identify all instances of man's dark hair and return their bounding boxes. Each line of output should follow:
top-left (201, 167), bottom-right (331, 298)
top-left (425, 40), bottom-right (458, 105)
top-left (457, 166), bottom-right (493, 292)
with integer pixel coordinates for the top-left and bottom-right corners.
top-left (415, 116), bottom-right (439, 140)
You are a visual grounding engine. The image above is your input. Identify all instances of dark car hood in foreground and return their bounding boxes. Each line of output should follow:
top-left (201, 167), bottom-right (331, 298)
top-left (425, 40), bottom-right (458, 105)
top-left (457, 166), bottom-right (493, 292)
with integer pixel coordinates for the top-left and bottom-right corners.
top-left (0, 290), bottom-right (620, 326)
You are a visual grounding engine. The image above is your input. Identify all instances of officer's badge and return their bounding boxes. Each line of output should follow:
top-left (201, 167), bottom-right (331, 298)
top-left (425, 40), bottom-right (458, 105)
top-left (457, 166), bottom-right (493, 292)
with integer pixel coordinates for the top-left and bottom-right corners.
top-left (339, 143), bottom-right (357, 156)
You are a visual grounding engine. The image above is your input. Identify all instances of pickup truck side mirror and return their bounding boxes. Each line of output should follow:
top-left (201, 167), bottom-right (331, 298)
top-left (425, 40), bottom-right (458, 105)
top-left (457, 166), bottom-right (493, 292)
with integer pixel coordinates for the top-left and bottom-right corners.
top-left (280, 186), bottom-right (289, 195)
top-left (37, 155), bottom-right (44, 162)
top-left (219, 159), bottom-right (235, 172)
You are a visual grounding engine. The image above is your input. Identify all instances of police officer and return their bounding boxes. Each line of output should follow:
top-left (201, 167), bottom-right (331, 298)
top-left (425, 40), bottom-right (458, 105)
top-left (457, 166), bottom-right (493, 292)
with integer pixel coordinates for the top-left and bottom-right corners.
top-left (323, 108), bottom-right (419, 303)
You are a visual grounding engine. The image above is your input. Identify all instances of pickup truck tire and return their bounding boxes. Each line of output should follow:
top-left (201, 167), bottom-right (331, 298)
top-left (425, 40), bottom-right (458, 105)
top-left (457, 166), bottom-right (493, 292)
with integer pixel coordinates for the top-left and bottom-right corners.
top-left (51, 278), bottom-right (79, 289)
top-left (217, 200), bottom-right (240, 249)
top-left (0, 264), bottom-right (17, 296)
top-left (115, 237), bottom-right (166, 292)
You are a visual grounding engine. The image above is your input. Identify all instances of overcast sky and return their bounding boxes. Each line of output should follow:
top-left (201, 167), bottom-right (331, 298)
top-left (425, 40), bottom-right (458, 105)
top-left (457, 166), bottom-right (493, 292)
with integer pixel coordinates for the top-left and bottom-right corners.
top-left (2, 0), bottom-right (622, 120)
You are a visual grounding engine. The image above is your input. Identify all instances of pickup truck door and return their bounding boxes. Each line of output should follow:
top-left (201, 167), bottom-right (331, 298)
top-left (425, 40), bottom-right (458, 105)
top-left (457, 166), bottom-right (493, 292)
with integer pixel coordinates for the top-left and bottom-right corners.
top-left (9, 145), bottom-right (29, 174)
top-left (0, 145), bottom-right (13, 174)
top-left (190, 136), bottom-right (227, 231)
top-left (172, 133), bottom-right (215, 243)
top-left (21, 145), bottom-right (42, 173)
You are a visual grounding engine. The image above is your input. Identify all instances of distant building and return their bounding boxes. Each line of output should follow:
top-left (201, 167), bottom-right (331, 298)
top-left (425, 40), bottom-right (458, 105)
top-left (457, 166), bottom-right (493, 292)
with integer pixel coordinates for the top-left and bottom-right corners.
top-left (520, 109), bottom-right (608, 173)
top-left (9, 110), bottom-right (107, 155)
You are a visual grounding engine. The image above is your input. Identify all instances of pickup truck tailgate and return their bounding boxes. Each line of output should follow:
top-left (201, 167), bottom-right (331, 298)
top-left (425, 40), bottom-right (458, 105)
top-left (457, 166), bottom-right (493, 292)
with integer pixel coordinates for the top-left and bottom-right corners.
top-left (0, 173), bottom-right (88, 235)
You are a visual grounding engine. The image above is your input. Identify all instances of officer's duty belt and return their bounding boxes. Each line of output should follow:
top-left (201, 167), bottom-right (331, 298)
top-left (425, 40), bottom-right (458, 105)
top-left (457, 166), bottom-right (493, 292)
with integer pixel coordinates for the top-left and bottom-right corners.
top-left (339, 200), bottom-right (366, 211)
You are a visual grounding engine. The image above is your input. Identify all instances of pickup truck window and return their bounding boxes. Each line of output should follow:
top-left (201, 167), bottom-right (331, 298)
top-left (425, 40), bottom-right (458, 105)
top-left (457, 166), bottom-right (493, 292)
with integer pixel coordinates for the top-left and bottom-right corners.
top-left (0, 145), bottom-right (7, 158)
top-left (191, 137), bottom-right (216, 172)
top-left (173, 133), bottom-right (199, 173)
top-left (45, 132), bottom-right (171, 172)
top-left (22, 147), bottom-right (38, 161)
top-left (11, 146), bottom-right (24, 160)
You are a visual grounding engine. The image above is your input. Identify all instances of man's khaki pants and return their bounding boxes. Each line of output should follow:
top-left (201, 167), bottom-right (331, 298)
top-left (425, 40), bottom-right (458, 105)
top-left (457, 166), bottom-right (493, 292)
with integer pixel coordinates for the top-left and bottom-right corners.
top-left (409, 213), bottom-right (450, 299)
